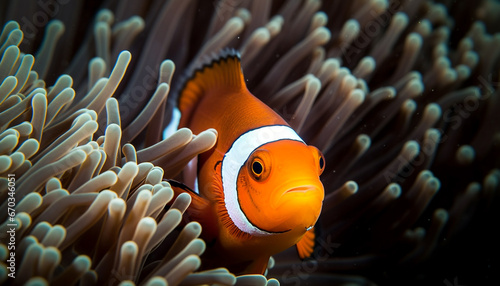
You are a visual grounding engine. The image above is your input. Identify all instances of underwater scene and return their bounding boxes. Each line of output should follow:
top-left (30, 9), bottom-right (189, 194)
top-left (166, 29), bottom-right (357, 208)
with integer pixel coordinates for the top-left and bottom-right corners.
top-left (0, 0), bottom-right (499, 285)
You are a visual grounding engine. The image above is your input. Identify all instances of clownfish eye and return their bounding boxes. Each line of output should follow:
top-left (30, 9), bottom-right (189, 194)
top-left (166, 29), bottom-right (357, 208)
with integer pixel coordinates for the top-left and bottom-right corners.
top-left (252, 161), bottom-right (263, 176)
top-left (319, 155), bottom-right (325, 170)
top-left (309, 146), bottom-right (325, 175)
top-left (247, 150), bottom-right (271, 181)
top-left (250, 158), bottom-right (265, 180)
top-left (318, 151), bottom-right (325, 175)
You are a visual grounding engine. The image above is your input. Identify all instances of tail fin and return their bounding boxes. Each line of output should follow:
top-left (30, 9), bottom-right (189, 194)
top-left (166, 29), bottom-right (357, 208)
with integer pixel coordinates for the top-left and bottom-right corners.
top-left (177, 49), bottom-right (246, 127)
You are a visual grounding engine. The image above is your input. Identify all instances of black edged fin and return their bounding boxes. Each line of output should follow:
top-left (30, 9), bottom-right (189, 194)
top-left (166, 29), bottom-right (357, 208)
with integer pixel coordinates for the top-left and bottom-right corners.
top-left (166, 179), bottom-right (218, 241)
top-left (168, 179), bottom-right (196, 193)
top-left (177, 48), bottom-right (246, 127)
top-left (167, 179), bottom-right (209, 218)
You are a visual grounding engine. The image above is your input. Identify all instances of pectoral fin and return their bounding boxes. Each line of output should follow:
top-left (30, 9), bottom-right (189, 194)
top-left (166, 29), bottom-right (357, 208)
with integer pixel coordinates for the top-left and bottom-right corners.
top-left (167, 179), bottom-right (209, 217)
top-left (296, 227), bottom-right (315, 259)
top-left (167, 179), bottom-right (218, 241)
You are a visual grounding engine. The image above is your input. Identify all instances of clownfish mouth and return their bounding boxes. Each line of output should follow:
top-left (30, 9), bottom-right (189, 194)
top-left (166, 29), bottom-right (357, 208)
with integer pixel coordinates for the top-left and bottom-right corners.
top-left (285, 185), bottom-right (320, 194)
top-left (306, 225), bottom-right (314, 231)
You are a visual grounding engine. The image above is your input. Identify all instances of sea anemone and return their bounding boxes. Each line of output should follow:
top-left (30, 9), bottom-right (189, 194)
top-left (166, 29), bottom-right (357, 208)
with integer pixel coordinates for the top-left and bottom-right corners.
top-left (1, 0), bottom-right (499, 285)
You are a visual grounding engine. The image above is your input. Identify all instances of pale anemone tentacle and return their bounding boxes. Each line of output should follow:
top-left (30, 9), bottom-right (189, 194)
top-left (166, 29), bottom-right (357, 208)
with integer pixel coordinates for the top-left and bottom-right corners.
top-left (1, 1), bottom-right (499, 285)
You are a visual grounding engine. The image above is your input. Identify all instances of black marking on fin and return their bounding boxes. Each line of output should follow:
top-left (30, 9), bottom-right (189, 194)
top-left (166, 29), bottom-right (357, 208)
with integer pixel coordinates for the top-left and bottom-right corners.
top-left (214, 160), bottom-right (222, 171)
top-left (175, 48), bottom-right (242, 106)
top-left (175, 48), bottom-right (246, 128)
top-left (167, 179), bottom-right (203, 198)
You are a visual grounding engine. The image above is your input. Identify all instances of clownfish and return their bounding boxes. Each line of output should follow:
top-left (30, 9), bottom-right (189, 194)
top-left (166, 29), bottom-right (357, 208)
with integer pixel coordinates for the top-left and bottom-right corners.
top-left (167, 49), bottom-right (325, 275)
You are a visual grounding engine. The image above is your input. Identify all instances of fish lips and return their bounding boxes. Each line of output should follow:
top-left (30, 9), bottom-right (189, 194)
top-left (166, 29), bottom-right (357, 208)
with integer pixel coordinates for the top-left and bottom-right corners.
top-left (271, 184), bottom-right (324, 221)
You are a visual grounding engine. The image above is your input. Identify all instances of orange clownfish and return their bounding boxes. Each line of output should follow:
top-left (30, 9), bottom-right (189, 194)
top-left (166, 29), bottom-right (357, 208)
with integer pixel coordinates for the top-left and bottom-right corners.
top-left (167, 49), bottom-right (325, 275)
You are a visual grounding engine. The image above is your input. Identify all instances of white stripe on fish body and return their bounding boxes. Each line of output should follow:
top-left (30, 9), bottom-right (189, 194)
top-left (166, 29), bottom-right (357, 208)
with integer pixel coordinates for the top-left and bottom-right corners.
top-left (163, 107), bottom-right (181, 139)
top-left (221, 125), bottom-right (305, 236)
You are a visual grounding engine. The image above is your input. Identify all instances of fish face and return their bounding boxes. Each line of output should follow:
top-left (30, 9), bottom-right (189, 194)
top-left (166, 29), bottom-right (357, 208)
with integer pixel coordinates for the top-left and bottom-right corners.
top-left (237, 141), bottom-right (325, 235)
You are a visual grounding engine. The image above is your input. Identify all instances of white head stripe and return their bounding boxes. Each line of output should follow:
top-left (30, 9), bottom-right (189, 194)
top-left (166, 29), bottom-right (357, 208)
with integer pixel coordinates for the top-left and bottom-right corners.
top-left (221, 125), bottom-right (305, 236)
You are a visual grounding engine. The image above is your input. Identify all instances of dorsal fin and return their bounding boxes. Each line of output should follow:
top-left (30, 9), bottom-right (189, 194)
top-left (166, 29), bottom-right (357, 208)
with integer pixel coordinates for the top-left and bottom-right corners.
top-left (178, 49), bottom-right (246, 127)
